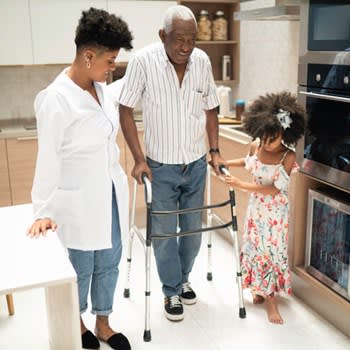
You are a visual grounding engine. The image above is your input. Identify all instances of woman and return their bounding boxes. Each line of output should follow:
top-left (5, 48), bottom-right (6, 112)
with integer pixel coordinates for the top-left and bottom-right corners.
top-left (27, 7), bottom-right (133, 350)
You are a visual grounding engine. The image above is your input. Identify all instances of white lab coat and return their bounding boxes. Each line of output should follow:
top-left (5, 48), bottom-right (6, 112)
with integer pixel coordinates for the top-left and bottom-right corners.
top-left (31, 68), bottom-right (129, 250)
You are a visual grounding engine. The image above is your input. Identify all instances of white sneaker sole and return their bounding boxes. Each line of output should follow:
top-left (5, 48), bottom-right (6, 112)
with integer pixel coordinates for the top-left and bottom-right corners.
top-left (164, 310), bottom-right (184, 321)
top-left (180, 297), bottom-right (197, 305)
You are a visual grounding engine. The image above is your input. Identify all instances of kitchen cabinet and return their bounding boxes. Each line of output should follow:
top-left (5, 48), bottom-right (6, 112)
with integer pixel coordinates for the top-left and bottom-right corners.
top-left (107, 1), bottom-right (177, 62)
top-left (0, 140), bottom-right (12, 207)
top-left (0, 0), bottom-right (33, 65)
top-left (30, 0), bottom-right (108, 64)
top-left (178, 0), bottom-right (240, 85)
top-left (6, 137), bottom-right (38, 205)
top-left (0, 131), bottom-right (132, 208)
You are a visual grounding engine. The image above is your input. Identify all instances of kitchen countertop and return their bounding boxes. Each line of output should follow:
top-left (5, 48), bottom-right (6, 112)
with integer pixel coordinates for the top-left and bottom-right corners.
top-left (0, 117), bottom-right (250, 142)
top-left (219, 124), bottom-right (252, 144)
top-left (0, 118), bottom-right (37, 139)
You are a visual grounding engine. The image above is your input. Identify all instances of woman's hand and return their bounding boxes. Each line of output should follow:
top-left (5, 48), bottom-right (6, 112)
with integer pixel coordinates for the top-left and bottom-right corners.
top-left (27, 218), bottom-right (57, 238)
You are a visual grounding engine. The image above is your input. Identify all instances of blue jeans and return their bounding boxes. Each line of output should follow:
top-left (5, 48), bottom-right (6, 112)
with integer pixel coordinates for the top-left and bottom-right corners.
top-left (68, 186), bottom-right (122, 315)
top-left (147, 155), bottom-right (207, 297)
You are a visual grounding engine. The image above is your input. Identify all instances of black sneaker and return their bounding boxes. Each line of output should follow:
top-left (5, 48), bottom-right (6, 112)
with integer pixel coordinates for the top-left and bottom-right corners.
top-left (180, 282), bottom-right (197, 305)
top-left (164, 295), bottom-right (184, 321)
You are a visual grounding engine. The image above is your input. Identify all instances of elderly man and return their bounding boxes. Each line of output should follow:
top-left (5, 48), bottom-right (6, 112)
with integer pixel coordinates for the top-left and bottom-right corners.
top-left (119, 5), bottom-right (223, 321)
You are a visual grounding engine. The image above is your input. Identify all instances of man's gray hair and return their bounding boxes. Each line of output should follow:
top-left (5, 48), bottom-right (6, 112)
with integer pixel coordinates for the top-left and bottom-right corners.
top-left (162, 5), bottom-right (197, 33)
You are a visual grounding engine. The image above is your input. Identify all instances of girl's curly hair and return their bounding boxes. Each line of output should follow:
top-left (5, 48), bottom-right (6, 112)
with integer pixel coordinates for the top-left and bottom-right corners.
top-left (242, 91), bottom-right (306, 147)
top-left (75, 7), bottom-right (133, 52)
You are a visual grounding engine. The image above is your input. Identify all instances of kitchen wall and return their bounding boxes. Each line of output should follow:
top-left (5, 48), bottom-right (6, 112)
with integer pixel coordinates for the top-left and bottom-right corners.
top-left (234, 0), bottom-right (300, 103)
top-left (0, 0), bottom-right (299, 120)
top-left (0, 65), bottom-right (66, 120)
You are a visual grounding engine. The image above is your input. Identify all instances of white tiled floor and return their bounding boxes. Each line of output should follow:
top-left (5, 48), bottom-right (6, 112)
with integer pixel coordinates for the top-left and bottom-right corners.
top-left (1, 231), bottom-right (350, 350)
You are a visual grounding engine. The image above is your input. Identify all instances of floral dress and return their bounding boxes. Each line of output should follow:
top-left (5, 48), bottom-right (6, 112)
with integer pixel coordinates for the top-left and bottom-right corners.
top-left (240, 151), bottom-right (297, 297)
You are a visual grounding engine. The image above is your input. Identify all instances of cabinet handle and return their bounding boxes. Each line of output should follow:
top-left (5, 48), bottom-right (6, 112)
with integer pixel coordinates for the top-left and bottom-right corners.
top-left (16, 136), bottom-right (38, 141)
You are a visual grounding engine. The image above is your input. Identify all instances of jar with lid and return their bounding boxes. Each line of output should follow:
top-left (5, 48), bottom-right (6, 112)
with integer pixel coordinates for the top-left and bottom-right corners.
top-left (197, 10), bottom-right (211, 41)
top-left (212, 10), bottom-right (228, 41)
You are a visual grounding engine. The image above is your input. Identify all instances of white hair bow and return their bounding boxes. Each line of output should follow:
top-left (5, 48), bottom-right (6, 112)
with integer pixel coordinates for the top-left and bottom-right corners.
top-left (276, 109), bottom-right (292, 130)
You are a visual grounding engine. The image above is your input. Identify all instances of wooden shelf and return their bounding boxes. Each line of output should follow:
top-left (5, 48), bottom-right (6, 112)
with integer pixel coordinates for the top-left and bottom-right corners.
top-left (179, 0), bottom-right (240, 84)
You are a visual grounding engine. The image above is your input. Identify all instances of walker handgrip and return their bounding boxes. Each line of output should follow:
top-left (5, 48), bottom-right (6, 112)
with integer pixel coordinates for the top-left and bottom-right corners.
top-left (219, 164), bottom-right (230, 176)
top-left (141, 173), bottom-right (152, 204)
top-left (141, 173), bottom-right (149, 184)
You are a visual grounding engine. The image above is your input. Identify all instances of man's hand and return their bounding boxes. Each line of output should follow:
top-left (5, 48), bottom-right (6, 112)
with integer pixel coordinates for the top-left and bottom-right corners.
top-left (132, 160), bottom-right (153, 184)
top-left (209, 152), bottom-right (226, 176)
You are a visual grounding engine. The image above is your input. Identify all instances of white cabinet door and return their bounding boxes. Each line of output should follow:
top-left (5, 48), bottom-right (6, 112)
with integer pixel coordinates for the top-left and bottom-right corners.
top-left (107, 0), bottom-right (176, 61)
top-left (0, 0), bottom-right (33, 65)
top-left (30, 0), bottom-right (108, 64)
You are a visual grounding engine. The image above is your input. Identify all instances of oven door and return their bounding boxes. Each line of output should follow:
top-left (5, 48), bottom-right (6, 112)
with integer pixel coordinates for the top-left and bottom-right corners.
top-left (297, 86), bottom-right (350, 190)
top-left (308, 0), bottom-right (350, 52)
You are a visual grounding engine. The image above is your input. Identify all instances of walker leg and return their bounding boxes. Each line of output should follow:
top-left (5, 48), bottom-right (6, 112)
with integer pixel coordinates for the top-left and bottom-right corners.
top-left (123, 227), bottom-right (135, 298)
top-left (124, 180), bottom-right (138, 298)
top-left (207, 229), bottom-right (213, 281)
top-left (206, 166), bottom-right (213, 281)
top-left (230, 227), bottom-right (246, 318)
top-left (144, 244), bottom-right (152, 342)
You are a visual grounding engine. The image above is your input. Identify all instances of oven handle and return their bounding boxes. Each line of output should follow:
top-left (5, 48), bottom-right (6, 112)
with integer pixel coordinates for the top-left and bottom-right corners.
top-left (300, 91), bottom-right (350, 103)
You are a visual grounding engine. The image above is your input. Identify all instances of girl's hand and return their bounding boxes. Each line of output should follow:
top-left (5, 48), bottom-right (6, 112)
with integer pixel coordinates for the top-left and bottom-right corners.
top-left (27, 218), bottom-right (57, 238)
top-left (224, 174), bottom-right (241, 188)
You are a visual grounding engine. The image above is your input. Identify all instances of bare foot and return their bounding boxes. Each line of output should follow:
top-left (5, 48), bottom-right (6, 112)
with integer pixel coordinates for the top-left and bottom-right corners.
top-left (252, 293), bottom-right (265, 304)
top-left (95, 315), bottom-right (116, 341)
top-left (265, 295), bottom-right (284, 324)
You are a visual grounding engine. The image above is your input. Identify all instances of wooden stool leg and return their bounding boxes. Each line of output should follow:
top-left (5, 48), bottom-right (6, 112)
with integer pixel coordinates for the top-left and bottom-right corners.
top-left (6, 294), bottom-right (14, 316)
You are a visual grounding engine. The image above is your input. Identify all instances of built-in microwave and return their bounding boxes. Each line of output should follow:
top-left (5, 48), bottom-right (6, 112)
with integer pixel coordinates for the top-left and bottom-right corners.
top-left (299, 0), bottom-right (350, 65)
top-left (305, 189), bottom-right (350, 301)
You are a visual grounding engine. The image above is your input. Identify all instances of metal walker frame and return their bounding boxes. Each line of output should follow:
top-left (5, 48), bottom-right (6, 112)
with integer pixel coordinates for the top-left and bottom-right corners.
top-left (123, 165), bottom-right (246, 342)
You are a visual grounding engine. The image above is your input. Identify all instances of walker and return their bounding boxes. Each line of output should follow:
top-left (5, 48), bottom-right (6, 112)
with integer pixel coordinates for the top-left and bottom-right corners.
top-left (123, 165), bottom-right (246, 341)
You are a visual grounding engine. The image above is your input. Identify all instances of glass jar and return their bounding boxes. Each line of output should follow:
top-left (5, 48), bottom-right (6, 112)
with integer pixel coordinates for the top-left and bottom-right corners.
top-left (212, 10), bottom-right (228, 41)
top-left (197, 10), bottom-right (212, 41)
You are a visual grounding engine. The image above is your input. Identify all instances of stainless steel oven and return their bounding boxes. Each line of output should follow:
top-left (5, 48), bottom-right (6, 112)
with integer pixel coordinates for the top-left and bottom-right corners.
top-left (297, 62), bottom-right (350, 191)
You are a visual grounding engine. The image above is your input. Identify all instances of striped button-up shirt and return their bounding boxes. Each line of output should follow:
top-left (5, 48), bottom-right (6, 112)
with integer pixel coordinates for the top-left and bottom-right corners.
top-left (118, 42), bottom-right (219, 164)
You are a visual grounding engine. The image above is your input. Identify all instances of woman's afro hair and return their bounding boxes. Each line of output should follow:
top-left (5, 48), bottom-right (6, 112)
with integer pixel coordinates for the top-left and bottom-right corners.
top-left (242, 91), bottom-right (306, 147)
top-left (75, 7), bottom-right (133, 51)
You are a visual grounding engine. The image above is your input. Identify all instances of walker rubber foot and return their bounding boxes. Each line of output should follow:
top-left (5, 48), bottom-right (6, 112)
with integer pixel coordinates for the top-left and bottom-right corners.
top-left (206, 272), bottom-right (213, 281)
top-left (239, 307), bottom-right (246, 318)
top-left (143, 330), bottom-right (151, 342)
top-left (123, 288), bottom-right (130, 298)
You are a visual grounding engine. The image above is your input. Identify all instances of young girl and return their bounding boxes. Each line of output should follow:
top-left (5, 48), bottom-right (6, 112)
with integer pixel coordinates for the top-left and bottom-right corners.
top-left (224, 91), bottom-right (306, 325)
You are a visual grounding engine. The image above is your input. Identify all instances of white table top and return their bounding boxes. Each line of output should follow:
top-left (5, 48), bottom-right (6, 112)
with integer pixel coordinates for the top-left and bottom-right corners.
top-left (0, 204), bottom-right (76, 294)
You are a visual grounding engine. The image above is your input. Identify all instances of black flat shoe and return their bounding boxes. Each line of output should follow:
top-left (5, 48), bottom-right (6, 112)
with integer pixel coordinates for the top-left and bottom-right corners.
top-left (82, 330), bottom-right (100, 349)
top-left (105, 333), bottom-right (131, 350)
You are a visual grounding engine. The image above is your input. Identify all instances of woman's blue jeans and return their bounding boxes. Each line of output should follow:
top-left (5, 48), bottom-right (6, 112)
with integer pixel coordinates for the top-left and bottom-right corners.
top-left (147, 155), bottom-right (207, 297)
top-left (68, 186), bottom-right (122, 315)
